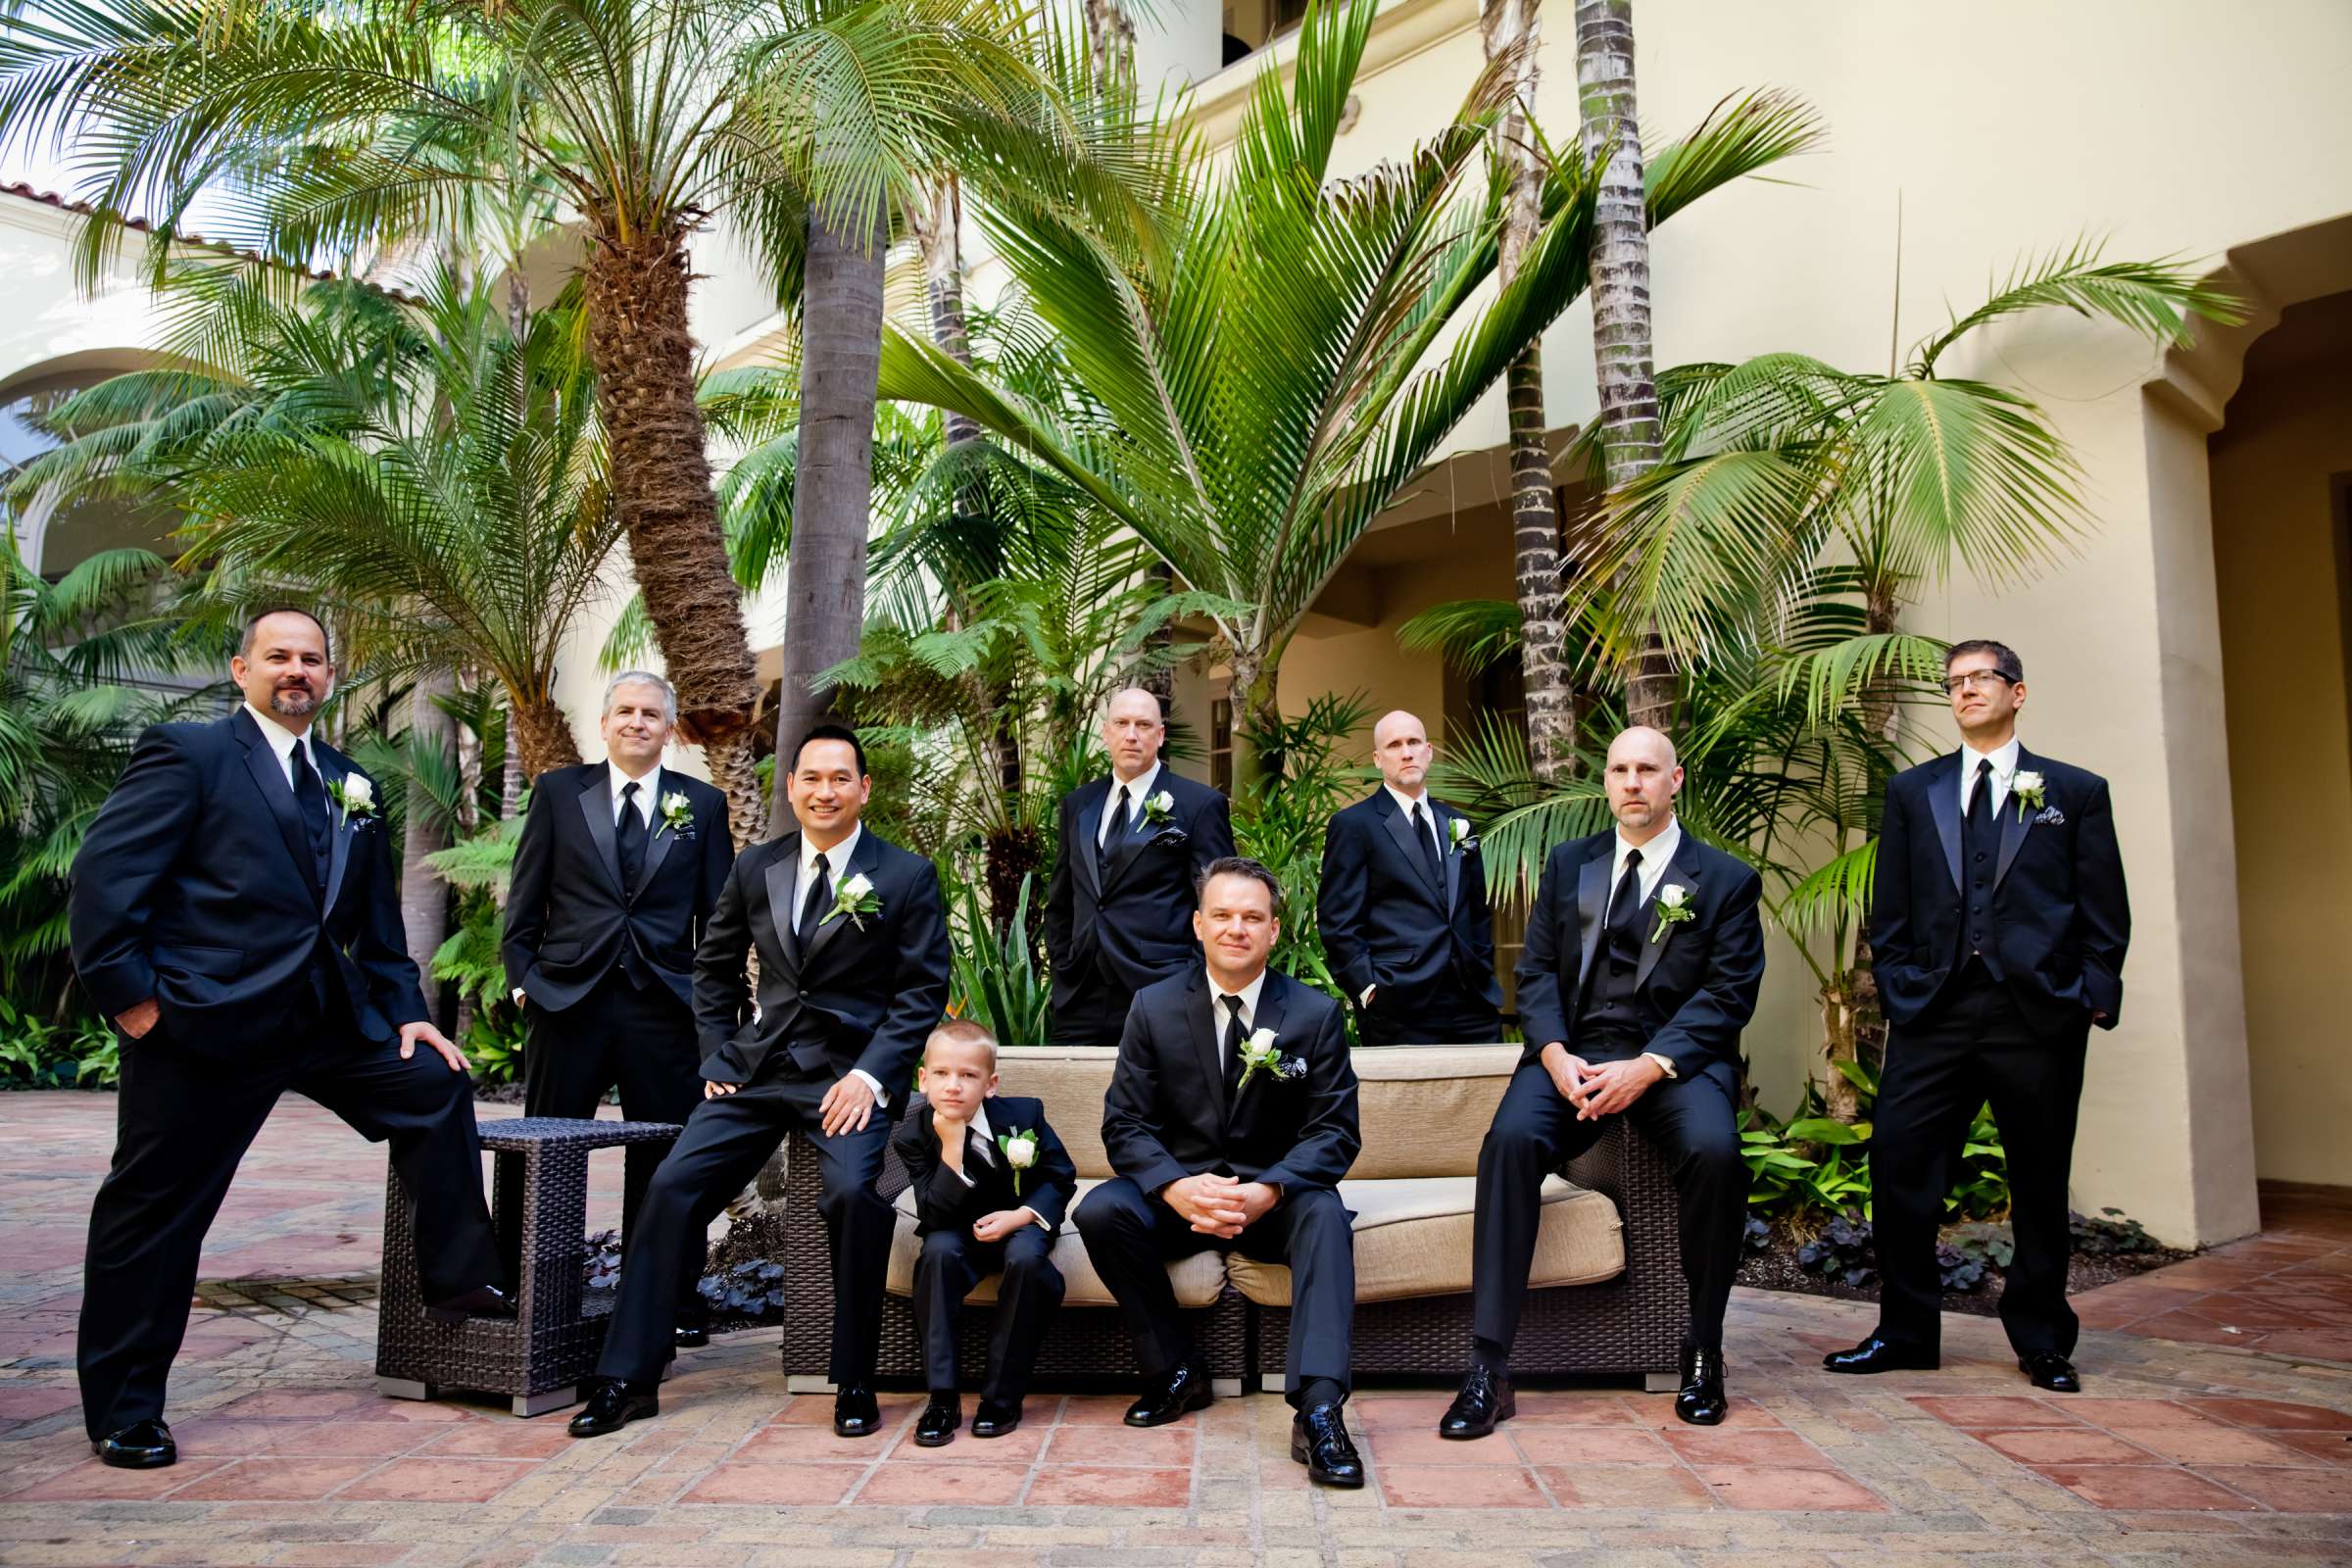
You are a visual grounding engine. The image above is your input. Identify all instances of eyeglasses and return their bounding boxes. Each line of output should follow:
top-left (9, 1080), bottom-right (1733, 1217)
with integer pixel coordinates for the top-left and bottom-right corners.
top-left (1940, 670), bottom-right (2014, 695)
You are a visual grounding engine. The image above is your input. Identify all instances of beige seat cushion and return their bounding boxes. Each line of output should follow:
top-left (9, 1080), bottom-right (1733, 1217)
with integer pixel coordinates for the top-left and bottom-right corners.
top-left (1225, 1174), bottom-right (1624, 1306)
top-left (882, 1177), bottom-right (1227, 1308)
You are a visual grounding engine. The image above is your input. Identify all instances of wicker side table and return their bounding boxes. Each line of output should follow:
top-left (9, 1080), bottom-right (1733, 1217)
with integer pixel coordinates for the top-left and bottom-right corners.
top-left (376, 1116), bottom-right (683, 1417)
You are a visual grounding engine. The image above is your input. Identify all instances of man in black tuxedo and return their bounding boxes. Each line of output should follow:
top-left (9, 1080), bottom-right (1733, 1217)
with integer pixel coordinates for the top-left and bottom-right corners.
top-left (68, 609), bottom-right (506, 1469)
top-left (503, 670), bottom-right (732, 1347)
top-left (568, 724), bottom-right (952, 1441)
top-left (892, 1020), bottom-right (1078, 1446)
top-left (1046, 687), bottom-right (1235, 1048)
top-left (1075, 858), bottom-right (1366, 1488)
top-left (1443, 726), bottom-right (1764, 1438)
top-left (1317, 709), bottom-right (1502, 1045)
top-left (1825, 640), bottom-right (2130, 1393)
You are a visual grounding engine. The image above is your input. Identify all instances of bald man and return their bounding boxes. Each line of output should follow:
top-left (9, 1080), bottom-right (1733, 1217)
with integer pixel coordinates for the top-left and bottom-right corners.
top-left (1443, 727), bottom-right (1764, 1437)
top-left (1316, 710), bottom-right (1502, 1045)
top-left (1045, 689), bottom-right (1235, 1048)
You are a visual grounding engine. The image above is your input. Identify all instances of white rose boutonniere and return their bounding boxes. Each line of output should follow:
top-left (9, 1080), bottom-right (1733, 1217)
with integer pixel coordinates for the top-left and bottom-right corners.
top-left (823, 870), bottom-right (882, 931)
top-left (2011, 770), bottom-right (2046, 824)
top-left (997, 1129), bottom-right (1039, 1197)
top-left (1649, 883), bottom-right (1694, 944)
top-left (326, 774), bottom-right (376, 824)
top-left (658, 790), bottom-right (693, 837)
top-left (1449, 815), bottom-right (1479, 854)
top-left (1234, 1026), bottom-right (1302, 1095)
top-left (1142, 788), bottom-right (1176, 827)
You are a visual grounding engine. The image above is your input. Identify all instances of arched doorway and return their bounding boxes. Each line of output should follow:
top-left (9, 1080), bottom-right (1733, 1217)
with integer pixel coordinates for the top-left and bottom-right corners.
top-left (1, 358), bottom-right (181, 580)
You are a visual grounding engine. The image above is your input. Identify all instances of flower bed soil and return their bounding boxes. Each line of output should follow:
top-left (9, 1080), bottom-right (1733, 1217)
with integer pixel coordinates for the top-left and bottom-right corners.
top-left (1736, 1211), bottom-right (2193, 1316)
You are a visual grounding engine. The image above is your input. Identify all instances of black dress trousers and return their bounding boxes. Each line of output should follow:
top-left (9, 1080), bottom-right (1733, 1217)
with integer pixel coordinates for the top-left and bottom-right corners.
top-left (911, 1224), bottom-right (1065, 1404)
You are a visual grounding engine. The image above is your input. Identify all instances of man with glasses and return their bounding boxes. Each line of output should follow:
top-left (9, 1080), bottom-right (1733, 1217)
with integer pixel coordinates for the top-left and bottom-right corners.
top-left (1823, 640), bottom-right (2130, 1393)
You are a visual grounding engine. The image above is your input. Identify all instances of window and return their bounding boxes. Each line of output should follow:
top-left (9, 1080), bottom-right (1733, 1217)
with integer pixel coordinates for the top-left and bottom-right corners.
top-left (1209, 692), bottom-right (1234, 794)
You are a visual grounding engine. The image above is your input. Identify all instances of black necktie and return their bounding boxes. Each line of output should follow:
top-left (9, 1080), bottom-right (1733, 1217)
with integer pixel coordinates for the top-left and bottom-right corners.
top-left (1410, 802), bottom-right (1445, 896)
top-left (799, 851), bottom-right (831, 946)
top-left (289, 742), bottom-right (330, 887)
top-left (1966, 758), bottom-right (1996, 858)
top-left (1102, 784), bottom-right (1131, 872)
top-left (616, 781), bottom-right (648, 897)
top-left (1220, 993), bottom-right (1247, 1103)
top-left (1606, 848), bottom-right (1644, 951)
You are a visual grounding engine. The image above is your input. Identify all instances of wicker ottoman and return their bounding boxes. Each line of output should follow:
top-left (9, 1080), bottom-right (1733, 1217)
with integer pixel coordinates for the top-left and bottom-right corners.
top-left (376, 1116), bottom-right (683, 1417)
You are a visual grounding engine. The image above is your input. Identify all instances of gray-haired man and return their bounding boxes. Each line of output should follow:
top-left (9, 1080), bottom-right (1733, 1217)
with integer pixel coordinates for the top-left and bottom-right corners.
top-left (503, 671), bottom-right (734, 1347)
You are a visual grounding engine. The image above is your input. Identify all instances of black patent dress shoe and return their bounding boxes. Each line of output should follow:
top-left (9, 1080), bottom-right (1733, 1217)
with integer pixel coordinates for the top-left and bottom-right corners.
top-left (1438, 1364), bottom-right (1515, 1439)
top-left (1290, 1402), bottom-right (1365, 1488)
top-left (1675, 1346), bottom-right (1729, 1426)
top-left (833, 1384), bottom-right (883, 1438)
top-left (672, 1323), bottom-right (710, 1348)
top-left (913, 1393), bottom-right (960, 1446)
top-left (424, 1284), bottom-right (518, 1325)
top-left (1821, 1334), bottom-right (1939, 1374)
top-left (1123, 1363), bottom-right (1214, 1428)
top-left (2020, 1350), bottom-right (2082, 1392)
top-left (567, 1379), bottom-right (658, 1438)
top-left (970, 1399), bottom-right (1022, 1439)
top-left (92, 1418), bottom-right (174, 1469)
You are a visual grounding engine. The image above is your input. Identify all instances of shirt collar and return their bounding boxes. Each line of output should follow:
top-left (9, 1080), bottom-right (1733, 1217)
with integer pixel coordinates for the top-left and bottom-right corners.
top-left (802, 823), bottom-right (861, 879)
top-left (243, 701), bottom-right (313, 765)
top-left (1207, 965), bottom-right (1270, 1027)
top-left (1958, 736), bottom-right (2022, 778)
top-left (1614, 816), bottom-right (1681, 877)
top-left (1384, 782), bottom-right (1437, 822)
top-left (1108, 760), bottom-right (1161, 807)
top-left (970, 1102), bottom-right (993, 1144)
top-left (609, 759), bottom-right (661, 806)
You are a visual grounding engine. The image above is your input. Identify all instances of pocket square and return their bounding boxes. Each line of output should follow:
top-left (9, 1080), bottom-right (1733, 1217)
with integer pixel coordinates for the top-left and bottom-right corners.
top-left (2034, 806), bottom-right (2066, 826)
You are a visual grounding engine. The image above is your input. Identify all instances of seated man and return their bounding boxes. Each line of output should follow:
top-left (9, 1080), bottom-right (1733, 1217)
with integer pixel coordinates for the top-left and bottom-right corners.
top-left (1443, 725), bottom-right (1765, 1436)
top-left (568, 724), bottom-right (952, 1441)
top-left (1074, 857), bottom-right (1365, 1488)
top-left (892, 1019), bottom-right (1077, 1446)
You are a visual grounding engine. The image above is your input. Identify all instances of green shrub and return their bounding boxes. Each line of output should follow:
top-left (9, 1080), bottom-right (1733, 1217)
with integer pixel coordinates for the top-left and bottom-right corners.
top-left (0, 994), bottom-right (119, 1089)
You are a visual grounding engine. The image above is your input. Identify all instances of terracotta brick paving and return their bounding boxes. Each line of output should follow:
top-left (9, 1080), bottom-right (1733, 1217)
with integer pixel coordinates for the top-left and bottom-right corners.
top-left (3, 1093), bottom-right (2352, 1563)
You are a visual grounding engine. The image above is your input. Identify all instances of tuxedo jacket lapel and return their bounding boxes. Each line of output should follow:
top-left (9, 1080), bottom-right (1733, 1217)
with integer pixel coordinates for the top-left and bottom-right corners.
top-left (1634, 834), bottom-right (1706, 992)
top-left (762, 834), bottom-right (807, 974)
top-left (1380, 791), bottom-right (1445, 906)
top-left (801, 830), bottom-right (881, 974)
top-left (1102, 791), bottom-right (1153, 894)
top-left (577, 772), bottom-right (625, 899)
top-left (1993, 744), bottom-right (2038, 890)
top-left (1184, 968), bottom-right (1227, 1126)
top-left (1074, 791), bottom-right (1105, 902)
top-left (1574, 850), bottom-right (1610, 997)
top-left (636, 787), bottom-right (681, 897)
top-left (319, 754), bottom-right (356, 914)
top-left (1925, 754), bottom-right (1964, 894)
top-left (1440, 804), bottom-right (1462, 912)
top-left (232, 711), bottom-right (321, 907)
top-left (1230, 970), bottom-right (1290, 1132)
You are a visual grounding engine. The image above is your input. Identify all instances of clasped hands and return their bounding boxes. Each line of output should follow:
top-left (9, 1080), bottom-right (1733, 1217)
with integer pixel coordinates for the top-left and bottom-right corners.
top-left (1161, 1172), bottom-right (1279, 1238)
top-left (1540, 1041), bottom-right (1664, 1121)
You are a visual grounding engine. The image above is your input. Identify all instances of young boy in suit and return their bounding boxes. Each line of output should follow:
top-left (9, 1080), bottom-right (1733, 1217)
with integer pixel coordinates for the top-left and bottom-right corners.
top-left (892, 1020), bottom-right (1077, 1445)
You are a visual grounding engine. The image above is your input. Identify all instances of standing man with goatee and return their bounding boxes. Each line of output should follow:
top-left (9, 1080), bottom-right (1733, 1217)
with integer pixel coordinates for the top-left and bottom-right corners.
top-left (1317, 710), bottom-right (1502, 1045)
top-left (568, 725), bottom-right (951, 1442)
top-left (1825, 640), bottom-right (2129, 1393)
top-left (503, 671), bottom-right (732, 1348)
top-left (1076, 858), bottom-right (1365, 1488)
top-left (1443, 726), bottom-right (1763, 1437)
top-left (1046, 688), bottom-right (1234, 1048)
top-left (69, 609), bottom-right (508, 1470)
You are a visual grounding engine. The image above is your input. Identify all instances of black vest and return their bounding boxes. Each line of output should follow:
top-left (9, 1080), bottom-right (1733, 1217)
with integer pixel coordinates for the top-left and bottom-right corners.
top-left (1575, 884), bottom-right (1647, 1055)
top-left (1958, 764), bottom-right (2006, 980)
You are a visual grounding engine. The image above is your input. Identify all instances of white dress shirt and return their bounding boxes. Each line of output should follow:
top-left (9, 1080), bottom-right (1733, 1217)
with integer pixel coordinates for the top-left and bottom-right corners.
top-left (243, 702), bottom-right (321, 790)
top-left (609, 760), bottom-right (661, 825)
top-left (1384, 782), bottom-right (1446, 861)
top-left (1602, 817), bottom-right (1685, 1080)
top-left (1098, 761), bottom-right (1163, 848)
top-left (1957, 736), bottom-right (2023, 819)
top-left (1206, 966), bottom-right (1270, 1063)
top-left (791, 826), bottom-right (889, 1104)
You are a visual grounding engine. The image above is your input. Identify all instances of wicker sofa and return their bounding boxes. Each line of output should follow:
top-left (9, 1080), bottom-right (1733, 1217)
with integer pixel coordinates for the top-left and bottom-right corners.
top-left (776, 1044), bottom-right (1688, 1393)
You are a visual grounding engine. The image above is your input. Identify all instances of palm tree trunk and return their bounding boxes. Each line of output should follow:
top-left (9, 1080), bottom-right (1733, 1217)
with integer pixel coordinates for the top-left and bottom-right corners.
top-left (510, 694), bottom-right (586, 782)
top-left (771, 204), bottom-right (888, 833)
top-left (1084, 0), bottom-right (1135, 83)
top-left (1484, 0), bottom-right (1575, 785)
top-left (399, 667), bottom-right (456, 1027)
top-left (580, 218), bottom-right (765, 845)
top-left (1574, 0), bottom-right (1672, 732)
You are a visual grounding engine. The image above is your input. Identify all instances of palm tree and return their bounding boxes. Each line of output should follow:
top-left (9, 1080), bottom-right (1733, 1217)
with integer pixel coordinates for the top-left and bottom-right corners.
top-left (0, 0), bottom-right (1050, 842)
top-left (18, 265), bottom-right (624, 781)
top-left (880, 0), bottom-right (1817, 785)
